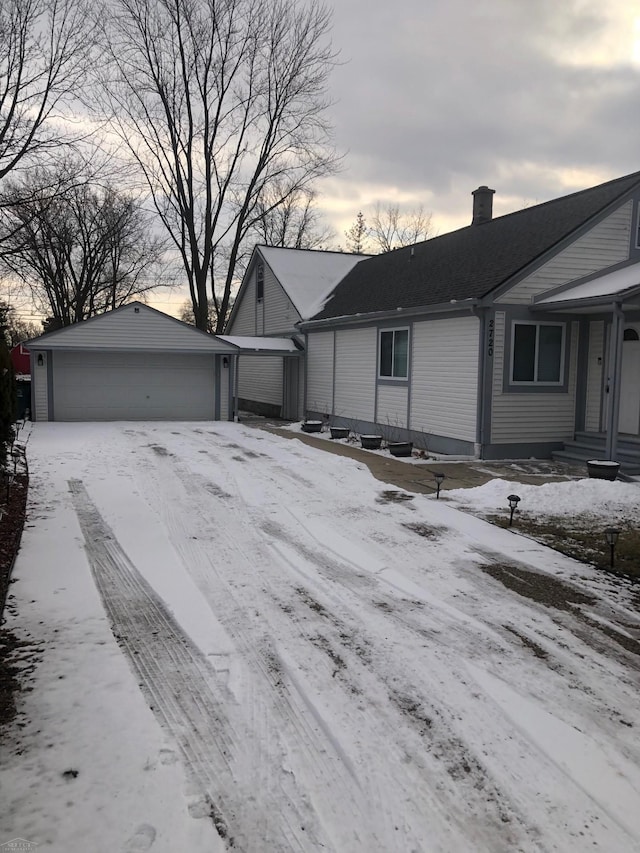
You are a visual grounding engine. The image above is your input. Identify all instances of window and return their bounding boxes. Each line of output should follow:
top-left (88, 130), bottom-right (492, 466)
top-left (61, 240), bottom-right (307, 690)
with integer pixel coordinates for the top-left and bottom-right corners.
top-left (511, 322), bottom-right (564, 384)
top-left (379, 329), bottom-right (409, 379)
top-left (256, 263), bottom-right (264, 301)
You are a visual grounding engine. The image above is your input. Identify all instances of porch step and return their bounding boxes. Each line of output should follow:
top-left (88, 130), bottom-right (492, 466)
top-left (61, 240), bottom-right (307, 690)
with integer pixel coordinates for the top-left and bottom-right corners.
top-left (552, 432), bottom-right (640, 476)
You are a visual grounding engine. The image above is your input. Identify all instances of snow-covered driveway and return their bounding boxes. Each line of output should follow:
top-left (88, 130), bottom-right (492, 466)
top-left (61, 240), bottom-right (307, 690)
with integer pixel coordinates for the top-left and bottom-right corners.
top-left (2, 422), bottom-right (640, 853)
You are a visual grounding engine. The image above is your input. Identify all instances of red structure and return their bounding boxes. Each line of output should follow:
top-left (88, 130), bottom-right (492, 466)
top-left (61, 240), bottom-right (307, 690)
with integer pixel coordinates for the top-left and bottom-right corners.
top-left (10, 343), bottom-right (31, 376)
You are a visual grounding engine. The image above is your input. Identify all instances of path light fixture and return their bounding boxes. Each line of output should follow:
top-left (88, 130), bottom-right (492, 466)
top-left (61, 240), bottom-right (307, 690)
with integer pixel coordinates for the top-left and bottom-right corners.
top-left (433, 472), bottom-right (445, 499)
top-left (507, 494), bottom-right (521, 527)
top-left (604, 528), bottom-right (620, 569)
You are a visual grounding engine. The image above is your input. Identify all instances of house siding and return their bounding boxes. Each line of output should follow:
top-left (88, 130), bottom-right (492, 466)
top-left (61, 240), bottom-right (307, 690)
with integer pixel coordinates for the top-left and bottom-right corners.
top-left (238, 356), bottom-right (283, 409)
top-left (334, 328), bottom-right (376, 421)
top-left (219, 358), bottom-right (230, 420)
top-left (585, 320), bottom-right (605, 432)
top-left (263, 264), bottom-right (300, 334)
top-left (491, 313), bottom-right (578, 443)
top-left (229, 278), bottom-right (256, 335)
top-left (409, 316), bottom-right (479, 443)
top-left (306, 332), bottom-right (334, 414)
top-left (496, 200), bottom-right (633, 305)
top-left (33, 351), bottom-right (49, 421)
top-left (376, 384), bottom-right (409, 431)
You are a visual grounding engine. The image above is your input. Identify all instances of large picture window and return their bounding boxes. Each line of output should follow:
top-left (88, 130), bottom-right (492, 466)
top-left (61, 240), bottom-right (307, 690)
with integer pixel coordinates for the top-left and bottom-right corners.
top-left (511, 322), bottom-right (564, 384)
top-left (379, 329), bottom-right (409, 379)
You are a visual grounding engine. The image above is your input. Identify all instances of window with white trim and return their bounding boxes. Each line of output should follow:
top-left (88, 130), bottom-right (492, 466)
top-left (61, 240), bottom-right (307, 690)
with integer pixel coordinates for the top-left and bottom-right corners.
top-left (379, 328), bottom-right (409, 379)
top-left (511, 322), bottom-right (564, 384)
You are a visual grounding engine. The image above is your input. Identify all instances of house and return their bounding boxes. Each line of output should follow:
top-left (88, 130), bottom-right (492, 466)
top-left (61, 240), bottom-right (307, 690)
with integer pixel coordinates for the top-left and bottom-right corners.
top-left (25, 302), bottom-right (298, 422)
top-left (224, 246), bottom-right (369, 419)
top-left (296, 173), bottom-right (640, 468)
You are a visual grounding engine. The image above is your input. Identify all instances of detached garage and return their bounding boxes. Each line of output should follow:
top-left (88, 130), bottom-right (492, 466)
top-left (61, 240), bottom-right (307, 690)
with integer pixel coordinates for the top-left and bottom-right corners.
top-left (26, 303), bottom-right (239, 422)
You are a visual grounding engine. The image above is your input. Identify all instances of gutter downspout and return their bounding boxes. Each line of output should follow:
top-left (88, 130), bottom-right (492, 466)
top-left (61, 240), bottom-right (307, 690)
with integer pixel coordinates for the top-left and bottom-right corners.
top-left (605, 302), bottom-right (624, 461)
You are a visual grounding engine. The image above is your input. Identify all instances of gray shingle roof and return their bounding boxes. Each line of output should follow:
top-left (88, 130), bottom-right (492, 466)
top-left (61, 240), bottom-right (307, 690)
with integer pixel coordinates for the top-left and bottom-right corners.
top-left (310, 171), bottom-right (640, 322)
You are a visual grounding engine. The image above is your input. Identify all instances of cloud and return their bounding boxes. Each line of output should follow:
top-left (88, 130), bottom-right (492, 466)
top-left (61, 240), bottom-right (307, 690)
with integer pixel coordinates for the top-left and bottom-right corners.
top-left (322, 0), bottom-right (640, 233)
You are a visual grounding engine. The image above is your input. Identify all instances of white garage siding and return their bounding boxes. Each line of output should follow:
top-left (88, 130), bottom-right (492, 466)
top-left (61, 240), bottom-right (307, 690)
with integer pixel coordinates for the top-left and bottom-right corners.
top-left (51, 351), bottom-right (216, 421)
top-left (306, 332), bottom-right (334, 414)
top-left (334, 328), bottom-right (376, 421)
top-left (237, 356), bottom-right (283, 409)
top-left (409, 317), bottom-right (479, 443)
top-left (263, 265), bottom-right (299, 334)
top-left (32, 351), bottom-right (49, 421)
top-left (229, 277), bottom-right (256, 335)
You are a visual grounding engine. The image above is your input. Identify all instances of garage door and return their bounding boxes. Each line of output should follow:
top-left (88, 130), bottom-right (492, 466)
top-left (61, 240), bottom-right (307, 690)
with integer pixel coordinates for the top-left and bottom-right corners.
top-left (52, 351), bottom-right (216, 421)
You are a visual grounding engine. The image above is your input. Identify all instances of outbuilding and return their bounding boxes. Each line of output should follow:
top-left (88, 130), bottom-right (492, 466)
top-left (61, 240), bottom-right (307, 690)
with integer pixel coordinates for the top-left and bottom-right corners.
top-left (26, 302), bottom-right (241, 422)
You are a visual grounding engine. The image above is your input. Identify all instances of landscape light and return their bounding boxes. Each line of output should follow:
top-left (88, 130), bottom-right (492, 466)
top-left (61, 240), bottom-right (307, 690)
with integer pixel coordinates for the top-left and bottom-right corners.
top-left (507, 494), bottom-right (521, 527)
top-left (604, 528), bottom-right (620, 569)
top-left (433, 472), bottom-right (445, 499)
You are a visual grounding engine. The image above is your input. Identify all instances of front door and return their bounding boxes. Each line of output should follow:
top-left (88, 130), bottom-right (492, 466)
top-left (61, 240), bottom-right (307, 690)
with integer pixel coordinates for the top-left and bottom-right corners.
top-left (619, 327), bottom-right (640, 434)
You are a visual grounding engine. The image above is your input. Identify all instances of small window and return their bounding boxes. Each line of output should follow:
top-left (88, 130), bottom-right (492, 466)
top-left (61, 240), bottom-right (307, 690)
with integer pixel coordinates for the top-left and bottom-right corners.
top-left (379, 329), bottom-right (409, 379)
top-left (256, 263), bottom-right (264, 301)
top-left (624, 327), bottom-right (639, 341)
top-left (511, 322), bottom-right (564, 384)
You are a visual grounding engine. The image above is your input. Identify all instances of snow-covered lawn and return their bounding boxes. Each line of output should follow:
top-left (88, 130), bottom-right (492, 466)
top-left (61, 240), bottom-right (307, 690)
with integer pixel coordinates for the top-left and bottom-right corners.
top-left (1, 422), bottom-right (639, 853)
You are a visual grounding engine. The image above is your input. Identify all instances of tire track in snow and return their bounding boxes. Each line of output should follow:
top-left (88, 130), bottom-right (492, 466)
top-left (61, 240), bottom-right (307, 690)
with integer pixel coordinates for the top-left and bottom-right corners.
top-left (137, 447), bottom-right (540, 851)
top-left (68, 478), bottom-right (325, 853)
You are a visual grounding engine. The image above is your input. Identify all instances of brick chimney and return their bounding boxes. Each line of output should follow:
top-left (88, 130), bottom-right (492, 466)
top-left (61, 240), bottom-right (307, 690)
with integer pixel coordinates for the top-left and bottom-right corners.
top-left (471, 185), bottom-right (495, 225)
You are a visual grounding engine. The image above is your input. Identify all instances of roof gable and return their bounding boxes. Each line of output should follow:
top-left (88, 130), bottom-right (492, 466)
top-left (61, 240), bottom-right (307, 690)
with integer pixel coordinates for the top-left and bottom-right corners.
top-left (256, 246), bottom-right (370, 320)
top-left (309, 171), bottom-right (640, 322)
top-left (26, 302), bottom-right (238, 352)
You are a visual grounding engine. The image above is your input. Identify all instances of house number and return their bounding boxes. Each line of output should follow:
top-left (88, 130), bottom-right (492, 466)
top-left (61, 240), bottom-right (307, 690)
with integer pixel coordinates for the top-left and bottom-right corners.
top-left (487, 318), bottom-right (494, 357)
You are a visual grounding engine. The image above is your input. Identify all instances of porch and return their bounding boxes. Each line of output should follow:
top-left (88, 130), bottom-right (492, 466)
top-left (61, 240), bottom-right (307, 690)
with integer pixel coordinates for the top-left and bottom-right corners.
top-left (552, 432), bottom-right (640, 476)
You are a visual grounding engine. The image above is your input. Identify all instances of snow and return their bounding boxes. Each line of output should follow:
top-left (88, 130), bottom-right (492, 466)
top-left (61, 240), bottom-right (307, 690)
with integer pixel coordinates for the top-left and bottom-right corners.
top-left (1, 422), bottom-right (640, 853)
top-left (216, 335), bottom-right (299, 352)
top-left (536, 259), bottom-right (640, 304)
top-left (258, 246), bottom-right (370, 320)
top-left (446, 476), bottom-right (640, 521)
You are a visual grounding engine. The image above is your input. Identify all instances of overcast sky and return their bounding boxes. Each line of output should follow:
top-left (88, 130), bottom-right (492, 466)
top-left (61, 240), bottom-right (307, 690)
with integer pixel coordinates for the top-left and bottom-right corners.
top-left (318, 0), bottom-right (640, 240)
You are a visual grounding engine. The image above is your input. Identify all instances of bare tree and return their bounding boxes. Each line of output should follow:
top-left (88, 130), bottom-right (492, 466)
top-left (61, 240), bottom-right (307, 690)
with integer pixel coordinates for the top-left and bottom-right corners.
top-left (368, 203), bottom-right (432, 253)
top-left (0, 0), bottom-right (93, 181)
top-left (0, 159), bottom-right (165, 326)
top-left (179, 298), bottom-right (218, 334)
top-left (0, 302), bottom-right (41, 345)
top-left (251, 185), bottom-right (334, 250)
top-left (97, 0), bottom-right (339, 333)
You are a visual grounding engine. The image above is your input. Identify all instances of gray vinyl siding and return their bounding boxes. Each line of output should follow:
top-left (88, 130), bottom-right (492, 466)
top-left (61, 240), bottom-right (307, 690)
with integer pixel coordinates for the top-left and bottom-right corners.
top-left (376, 384), bottom-right (409, 430)
top-left (238, 356), bottom-right (283, 408)
top-left (38, 305), bottom-right (235, 352)
top-left (219, 358), bottom-right (230, 421)
top-left (263, 264), bottom-right (300, 334)
top-left (33, 351), bottom-right (48, 421)
top-left (491, 313), bottom-right (578, 443)
top-left (228, 278), bottom-right (256, 335)
top-left (496, 200), bottom-right (633, 305)
top-left (585, 321), bottom-right (605, 432)
top-left (409, 316), bottom-right (479, 443)
top-left (306, 331), bottom-right (334, 414)
top-left (334, 328), bottom-right (376, 421)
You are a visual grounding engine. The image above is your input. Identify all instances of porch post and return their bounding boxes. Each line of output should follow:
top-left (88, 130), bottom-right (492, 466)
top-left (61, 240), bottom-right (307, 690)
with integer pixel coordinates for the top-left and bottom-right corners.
top-left (605, 302), bottom-right (624, 461)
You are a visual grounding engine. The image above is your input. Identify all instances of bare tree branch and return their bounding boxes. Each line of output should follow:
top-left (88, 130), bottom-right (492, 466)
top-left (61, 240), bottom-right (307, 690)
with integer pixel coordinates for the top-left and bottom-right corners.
top-left (96, 0), bottom-right (339, 332)
top-left (0, 0), bottom-right (93, 180)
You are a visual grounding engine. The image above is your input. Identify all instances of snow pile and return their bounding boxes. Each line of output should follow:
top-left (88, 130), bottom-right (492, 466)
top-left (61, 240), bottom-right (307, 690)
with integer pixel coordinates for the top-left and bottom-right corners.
top-left (446, 477), bottom-right (640, 522)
